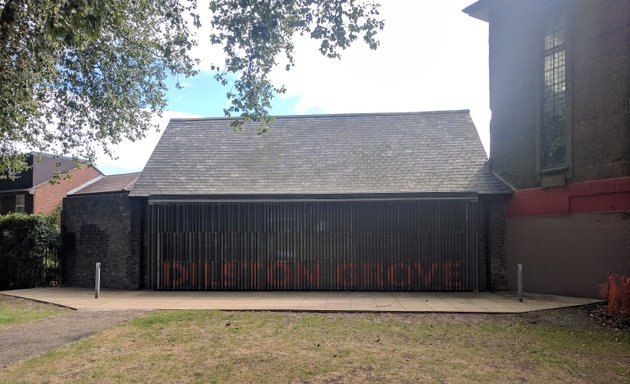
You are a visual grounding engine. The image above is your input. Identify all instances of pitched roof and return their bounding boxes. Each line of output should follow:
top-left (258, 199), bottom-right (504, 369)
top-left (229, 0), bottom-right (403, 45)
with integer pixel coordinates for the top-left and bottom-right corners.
top-left (31, 152), bottom-right (86, 186)
top-left (130, 111), bottom-right (510, 197)
top-left (72, 172), bottom-right (141, 195)
top-left (463, 0), bottom-right (492, 22)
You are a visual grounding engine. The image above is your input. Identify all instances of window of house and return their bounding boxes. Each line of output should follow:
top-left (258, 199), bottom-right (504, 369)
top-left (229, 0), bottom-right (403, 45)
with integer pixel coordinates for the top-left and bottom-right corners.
top-left (540, 8), bottom-right (567, 170)
top-left (15, 195), bottom-right (25, 213)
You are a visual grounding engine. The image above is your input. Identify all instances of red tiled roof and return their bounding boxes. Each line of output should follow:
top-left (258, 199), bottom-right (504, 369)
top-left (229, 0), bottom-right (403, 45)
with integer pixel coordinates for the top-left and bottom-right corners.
top-left (72, 172), bottom-right (141, 195)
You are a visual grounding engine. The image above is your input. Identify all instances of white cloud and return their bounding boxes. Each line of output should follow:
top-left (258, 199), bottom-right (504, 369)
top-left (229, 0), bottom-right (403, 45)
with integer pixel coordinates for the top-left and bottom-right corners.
top-left (186, 1), bottom-right (491, 154)
top-left (189, 1), bottom-right (228, 72)
top-left (270, 0), bottom-right (490, 153)
top-left (95, 110), bottom-right (201, 174)
top-left (97, 0), bottom-right (491, 174)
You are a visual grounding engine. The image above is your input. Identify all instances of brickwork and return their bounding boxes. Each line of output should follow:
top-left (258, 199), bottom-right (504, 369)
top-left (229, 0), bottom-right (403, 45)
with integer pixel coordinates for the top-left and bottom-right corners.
top-left (486, 2), bottom-right (539, 188)
top-left (506, 212), bottom-right (630, 298)
top-left (466, 0), bottom-right (630, 298)
top-left (477, 200), bottom-right (488, 291)
top-left (479, 197), bottom-right (507, 291)
top-left (570, 0), bottom-right (630, 182)
top-left (488, 199), bottom-right (507, 290)
top-left (130, 198), bottom-right (148, 289)
top-left (33, 166), bottom-right (102, 215)
top-left (486, 0), bottom-right (630, 188)
top-left (61, 193), bottom-right (145, 289)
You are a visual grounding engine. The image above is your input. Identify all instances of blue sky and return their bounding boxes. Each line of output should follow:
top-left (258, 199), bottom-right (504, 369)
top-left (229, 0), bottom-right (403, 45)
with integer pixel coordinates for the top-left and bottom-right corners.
top-left (165, 72), bottom-right (321, 117)
top-left (98, 73), bottom-right (320, 175)
top-left (97, 0), bottom-right (490, 175)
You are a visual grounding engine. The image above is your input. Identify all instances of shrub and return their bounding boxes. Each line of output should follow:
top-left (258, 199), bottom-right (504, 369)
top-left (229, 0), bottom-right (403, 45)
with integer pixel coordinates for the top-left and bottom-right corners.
top-left (0, 213), bottom-right (60, 290)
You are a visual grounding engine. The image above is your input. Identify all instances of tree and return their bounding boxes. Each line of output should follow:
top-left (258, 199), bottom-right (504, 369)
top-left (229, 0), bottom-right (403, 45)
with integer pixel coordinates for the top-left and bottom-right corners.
top-left (0, 0), bottom-right (383, 177)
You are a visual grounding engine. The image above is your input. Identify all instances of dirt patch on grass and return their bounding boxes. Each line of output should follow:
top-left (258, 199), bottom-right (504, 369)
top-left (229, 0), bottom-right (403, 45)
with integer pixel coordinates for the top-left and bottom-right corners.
top-left (0, 294), bottom-right (69, 329)
top-left (379, 303), bottom-right (629, 333)
top-left (587, 303), bottom-right (630, 332)
top-left (0, 304), bottom-right (145, 368)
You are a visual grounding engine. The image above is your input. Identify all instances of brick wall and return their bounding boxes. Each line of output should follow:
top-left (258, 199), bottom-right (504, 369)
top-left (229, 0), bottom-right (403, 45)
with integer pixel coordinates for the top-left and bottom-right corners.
top-left (487, 1), bottom-right (539, 188)
top-left (503, 177), bottom-right (630, 298)
top-left (478, 200), bottom-right (488, 290)
top-left (479, 196), bottom-right (508, 291)
top-left (570, 0), bottom-right (630, 182)
top-left (33, 166), bottom-right (102, 215)
top-left (488, 199), bottom-right (507, 290)
top-left (487, 0), bottom-right (630, 188)
top-left (61, 192), bottom-right (146, 289)
top-left (506, 212), bottom-right (630, 298)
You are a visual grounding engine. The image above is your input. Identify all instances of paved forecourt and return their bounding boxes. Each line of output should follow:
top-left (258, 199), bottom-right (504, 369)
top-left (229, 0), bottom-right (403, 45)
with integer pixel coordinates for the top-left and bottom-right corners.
top-left (1, 288), bottom-right (600, 313)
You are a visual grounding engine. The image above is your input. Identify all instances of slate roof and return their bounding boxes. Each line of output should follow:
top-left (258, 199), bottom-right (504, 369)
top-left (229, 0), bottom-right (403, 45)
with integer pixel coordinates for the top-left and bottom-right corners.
top-left (0, 152), bottom-right (99, 192)
top-left (72, 172), bottom-right (141, 195)
top-left (31, 152), bottom-right (80, 186)
top-left (130, 110), bottom-right (510, 197)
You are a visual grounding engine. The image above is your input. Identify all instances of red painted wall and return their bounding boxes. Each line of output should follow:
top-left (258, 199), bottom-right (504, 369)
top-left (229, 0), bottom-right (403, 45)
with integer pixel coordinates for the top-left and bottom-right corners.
top-left (505, 177), bottom-right (630, 298)
top-left (507, 177), bottom-right (630, 217)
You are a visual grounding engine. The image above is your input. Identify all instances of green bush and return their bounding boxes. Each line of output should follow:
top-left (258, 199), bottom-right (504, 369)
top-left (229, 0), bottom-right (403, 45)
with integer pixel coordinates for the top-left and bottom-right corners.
top-left (0, 214), bottom-right (60, 290)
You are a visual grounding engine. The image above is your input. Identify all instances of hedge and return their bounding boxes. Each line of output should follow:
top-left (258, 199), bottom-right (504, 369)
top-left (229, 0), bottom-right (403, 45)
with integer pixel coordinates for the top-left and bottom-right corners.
top-left (0, 213), bottom-right (60, 290)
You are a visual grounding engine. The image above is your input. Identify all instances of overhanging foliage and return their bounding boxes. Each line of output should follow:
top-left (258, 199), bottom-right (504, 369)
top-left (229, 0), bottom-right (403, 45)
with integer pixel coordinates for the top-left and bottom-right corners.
top-left (0, 0), bottom-right (383, 175)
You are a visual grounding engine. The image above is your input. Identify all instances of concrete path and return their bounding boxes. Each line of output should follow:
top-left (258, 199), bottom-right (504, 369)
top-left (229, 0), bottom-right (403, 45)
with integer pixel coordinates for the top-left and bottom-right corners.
top-left (1, 288), bottom-right (601, 313)
top-left (0, 310), bottom-right (145, 368)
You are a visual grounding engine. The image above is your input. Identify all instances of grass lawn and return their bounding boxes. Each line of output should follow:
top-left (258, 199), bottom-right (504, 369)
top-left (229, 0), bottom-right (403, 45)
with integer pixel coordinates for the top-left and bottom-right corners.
top-left (0, 305), bottom-right (628, 383)
top-left (0, 294), bottom-right (68, 329)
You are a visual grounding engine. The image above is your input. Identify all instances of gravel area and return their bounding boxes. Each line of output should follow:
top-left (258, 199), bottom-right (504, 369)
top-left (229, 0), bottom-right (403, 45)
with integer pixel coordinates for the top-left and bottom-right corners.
top-left (0, 310), bottom-right (146, 368)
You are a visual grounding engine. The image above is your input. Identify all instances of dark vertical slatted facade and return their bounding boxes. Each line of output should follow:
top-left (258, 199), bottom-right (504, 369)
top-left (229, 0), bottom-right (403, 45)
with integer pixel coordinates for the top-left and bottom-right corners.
top-left (149, 200), bottom-right (479, 291)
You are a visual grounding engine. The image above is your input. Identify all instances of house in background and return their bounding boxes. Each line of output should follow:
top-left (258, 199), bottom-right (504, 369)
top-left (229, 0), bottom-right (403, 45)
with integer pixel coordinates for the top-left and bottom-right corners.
top-left (0, 152), bottom-right (103, 215)
top-left (63, 111), bottom-right (511, 291)
top-left (464, 0), bottom-right (630, 297)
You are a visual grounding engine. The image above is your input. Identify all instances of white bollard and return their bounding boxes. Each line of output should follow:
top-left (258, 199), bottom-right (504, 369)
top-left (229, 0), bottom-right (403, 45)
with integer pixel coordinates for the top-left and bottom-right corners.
top-left (95, 262), bottom-right (101, 299)
top-left (517, 264), bottom-right (523, 302)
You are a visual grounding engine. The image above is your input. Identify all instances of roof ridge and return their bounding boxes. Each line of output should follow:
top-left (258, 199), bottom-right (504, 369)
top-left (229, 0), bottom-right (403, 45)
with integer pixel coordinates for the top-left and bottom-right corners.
top-left (168, 110), bottom-right (471, 122)
top-left (121, 172), bottom-right (142, 191)
top-left (29, 151), bottom-right (90, 163)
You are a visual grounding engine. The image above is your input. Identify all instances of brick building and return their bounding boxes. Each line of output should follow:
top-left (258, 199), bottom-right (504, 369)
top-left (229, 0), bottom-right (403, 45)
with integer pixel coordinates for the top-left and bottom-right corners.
top-left (62, 112), bottom-right (511, 291)
top-left (0, 152), bottom-right (103, 215)
top-left (60, 0), bottom-right (627, 297)
top-left (464, 0), bottom-right (630, 297)
top-left (62, 173), bottom-right (145, 289)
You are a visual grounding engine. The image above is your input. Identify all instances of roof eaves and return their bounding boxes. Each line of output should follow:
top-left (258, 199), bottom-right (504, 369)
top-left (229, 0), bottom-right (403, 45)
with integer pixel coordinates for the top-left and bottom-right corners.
top-left (147, 191), bottom-right (481, 204)
top-left (67, 189), bottom-right (131, 197)
top-left (0, 188), bottom-right (31, 194)
top-left (463, 0), bottom-right (492, 22)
